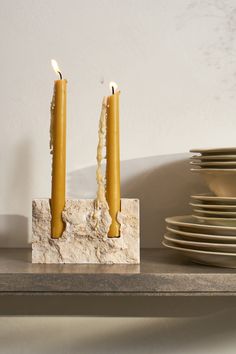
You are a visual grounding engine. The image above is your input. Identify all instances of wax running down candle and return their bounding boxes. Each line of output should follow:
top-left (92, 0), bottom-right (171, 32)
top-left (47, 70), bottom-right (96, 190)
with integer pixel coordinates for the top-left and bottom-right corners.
top-left (50, 60), bottom-right (67, 239)
top-left (95, 97), bottom-right (108, 204)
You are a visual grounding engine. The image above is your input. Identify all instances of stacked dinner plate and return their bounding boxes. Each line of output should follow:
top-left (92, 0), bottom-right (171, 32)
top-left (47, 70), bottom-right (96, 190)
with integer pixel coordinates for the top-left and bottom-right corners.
top-left (163, 148), bottom-right (236, 268)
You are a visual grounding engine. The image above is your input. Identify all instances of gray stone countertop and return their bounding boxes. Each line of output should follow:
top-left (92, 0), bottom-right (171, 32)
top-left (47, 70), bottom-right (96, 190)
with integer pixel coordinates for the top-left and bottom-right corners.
top-left (0, 248), bottom-right (236, 295)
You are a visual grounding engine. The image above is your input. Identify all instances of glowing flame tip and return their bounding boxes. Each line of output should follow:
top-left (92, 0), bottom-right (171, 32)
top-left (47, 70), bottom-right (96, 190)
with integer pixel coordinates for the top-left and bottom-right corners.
top-left (51, 59), bottom-right (61, 74)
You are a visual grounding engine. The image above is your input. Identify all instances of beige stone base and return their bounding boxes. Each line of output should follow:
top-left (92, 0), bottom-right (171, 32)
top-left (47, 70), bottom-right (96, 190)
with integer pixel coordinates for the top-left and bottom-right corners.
top-left (32, 198), bottom-right (140, 264)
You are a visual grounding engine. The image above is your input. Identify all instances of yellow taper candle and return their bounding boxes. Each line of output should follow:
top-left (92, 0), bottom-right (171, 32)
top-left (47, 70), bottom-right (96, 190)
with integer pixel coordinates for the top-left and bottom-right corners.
top-left (50, 59), bottom-right (67, 239)
top-left (106, 82), bottom-right (121, 237)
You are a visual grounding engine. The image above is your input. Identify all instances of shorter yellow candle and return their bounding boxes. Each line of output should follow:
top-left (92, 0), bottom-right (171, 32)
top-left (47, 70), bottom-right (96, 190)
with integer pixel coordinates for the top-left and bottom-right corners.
top-left (50, 60), bottom-right (67, 239)
top-left (106, 82), bottom-right (121, 237)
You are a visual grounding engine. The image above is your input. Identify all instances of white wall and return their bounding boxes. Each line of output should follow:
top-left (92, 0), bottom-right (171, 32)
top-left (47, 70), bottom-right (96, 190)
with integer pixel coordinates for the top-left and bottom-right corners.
top-left (1, 0), bottom-right (236, 247)
top-left (1, 0), bottom-right (236, 353)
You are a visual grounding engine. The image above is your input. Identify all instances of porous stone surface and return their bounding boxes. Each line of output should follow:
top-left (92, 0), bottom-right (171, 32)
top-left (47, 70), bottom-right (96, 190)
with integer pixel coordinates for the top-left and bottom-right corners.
top-left (32, 199), bottom-right (140, 264)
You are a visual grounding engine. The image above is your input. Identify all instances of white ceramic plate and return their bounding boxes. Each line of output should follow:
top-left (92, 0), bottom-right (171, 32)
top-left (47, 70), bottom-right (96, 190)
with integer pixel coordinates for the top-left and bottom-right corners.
top-left (190, 161), bottom-right (236, 167)
top-left (193, 209), bottom-right (236, 216)
top-left (164, 234), bottom-right (236, 252)
top-left (190, 148), bottom-right (236, 155)
top-left (167, 226), bottom-right (236, 242)
top-left (191, 194), bottom-right (236, 204)
top-left (165, 215), bottom-right (236, 235)
top-left (163, 240), bottom-right (236, 268)
top-left (190, 202), bottom-right (236, 210)
top-left (191, 155), bottom-right (236, 161)
top-left (191, 168), bottom-right (236, 172)
top-left (193, 214), bottom-right (236, 226)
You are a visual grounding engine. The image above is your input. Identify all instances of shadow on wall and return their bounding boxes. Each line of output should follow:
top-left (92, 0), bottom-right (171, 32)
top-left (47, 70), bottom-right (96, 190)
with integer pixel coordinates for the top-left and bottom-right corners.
top-left (68, 153), bottom-right (208, 248)
top-left (0, 139), bottom-right (32, 247)
top-left (0, 215), bottom-right (28, 247)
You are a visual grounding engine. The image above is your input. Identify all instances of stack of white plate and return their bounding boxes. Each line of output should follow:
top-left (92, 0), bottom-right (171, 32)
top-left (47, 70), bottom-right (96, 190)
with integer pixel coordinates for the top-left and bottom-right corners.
top-left (163, 214), bottom-right (236, 268)
top-left (163, 148), bottom-right (236, 268)
top-left (190, 194), bottom-right (236, 226)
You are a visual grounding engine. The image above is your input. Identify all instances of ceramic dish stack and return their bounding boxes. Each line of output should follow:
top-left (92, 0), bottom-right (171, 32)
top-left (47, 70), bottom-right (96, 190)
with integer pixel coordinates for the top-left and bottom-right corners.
top-left (163, 148), bottom-right (236, 268)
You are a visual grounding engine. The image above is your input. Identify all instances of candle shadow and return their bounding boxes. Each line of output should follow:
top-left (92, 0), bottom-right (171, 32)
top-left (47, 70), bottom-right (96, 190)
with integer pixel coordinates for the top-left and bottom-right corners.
top-left (0, 139), bottom-right (32, 248)
top-left (68, 153), bottom-right (208, 247)
top-left (0, 215), bottom-right (28, 248)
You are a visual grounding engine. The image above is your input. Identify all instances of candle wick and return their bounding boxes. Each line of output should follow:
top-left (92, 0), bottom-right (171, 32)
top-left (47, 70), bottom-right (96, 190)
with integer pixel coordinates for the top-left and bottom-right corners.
top-left (112, 86), bottom-right (115, 95)
top-left (58, 71), bottom-right (63, 80)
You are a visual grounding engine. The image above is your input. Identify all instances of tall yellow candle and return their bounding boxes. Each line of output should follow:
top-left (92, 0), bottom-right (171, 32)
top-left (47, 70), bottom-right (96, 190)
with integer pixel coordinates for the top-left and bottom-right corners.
top-left (50, 60), bottom-right (67, 239)
top-left (106, 82), bottom-right (121, 237)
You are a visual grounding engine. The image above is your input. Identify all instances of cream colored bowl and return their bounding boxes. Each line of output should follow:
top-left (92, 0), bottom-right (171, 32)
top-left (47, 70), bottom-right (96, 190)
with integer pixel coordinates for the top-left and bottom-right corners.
top-left (191, 169), bottom-right (236, 197)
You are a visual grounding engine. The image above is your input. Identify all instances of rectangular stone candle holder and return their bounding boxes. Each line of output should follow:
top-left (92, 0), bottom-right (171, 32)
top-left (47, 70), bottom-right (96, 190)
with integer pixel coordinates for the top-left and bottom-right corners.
top-left (32, 198), bottom-right (140, 264)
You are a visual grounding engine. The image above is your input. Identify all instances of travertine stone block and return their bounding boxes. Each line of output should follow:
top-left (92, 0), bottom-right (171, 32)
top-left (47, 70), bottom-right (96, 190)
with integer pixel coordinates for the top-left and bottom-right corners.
top-left (32, 199), bottom-right (140, 264)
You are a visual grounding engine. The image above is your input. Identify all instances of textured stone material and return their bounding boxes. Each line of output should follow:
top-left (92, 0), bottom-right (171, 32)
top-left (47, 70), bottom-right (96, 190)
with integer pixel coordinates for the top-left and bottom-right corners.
top-left (32, 198), bottom-right (140, 264)
top-left (2, 249), bottom-right (236, 296)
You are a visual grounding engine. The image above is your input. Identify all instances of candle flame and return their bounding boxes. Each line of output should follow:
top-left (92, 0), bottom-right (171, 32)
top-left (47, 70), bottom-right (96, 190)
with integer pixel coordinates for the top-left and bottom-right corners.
top-left (109, 81), bottom-right (118, 94)
top-left (51, 59), bottom-right (62, 78)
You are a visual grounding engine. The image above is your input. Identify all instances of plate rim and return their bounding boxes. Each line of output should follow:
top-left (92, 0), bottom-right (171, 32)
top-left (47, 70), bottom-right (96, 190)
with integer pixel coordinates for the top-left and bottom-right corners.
top-left (167, 226), bottom-right (236, 240)
top-left (191, 194), bottom-right (236, 202)
top-left (162, 240), bottom-right (236, 256)
top-left (164, 234), bottom-right (236, 248)
top-left (190, 161), bottom-right (236, 166)
top-left (191, 154), bottom-right (236, 160)
top-left (190, 148), bottom-right (236, 154)
top-left (165, 215), bottom-right (236, 231)
top-left (191, 168), bottom-right (236, 172)
top-left (189, 202), bottom-right (236, 209)
top-left (193, 208), bottom-right (236, 216)
top-left (193, 214), bottom-right (236, 222)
